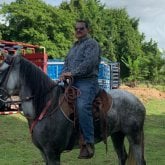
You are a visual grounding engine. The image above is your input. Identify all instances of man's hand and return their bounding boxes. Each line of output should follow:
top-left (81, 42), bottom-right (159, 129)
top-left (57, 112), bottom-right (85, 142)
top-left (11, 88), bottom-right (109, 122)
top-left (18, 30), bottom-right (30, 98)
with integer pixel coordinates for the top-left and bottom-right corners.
top-left (60, 72), bottom-right (72, 81)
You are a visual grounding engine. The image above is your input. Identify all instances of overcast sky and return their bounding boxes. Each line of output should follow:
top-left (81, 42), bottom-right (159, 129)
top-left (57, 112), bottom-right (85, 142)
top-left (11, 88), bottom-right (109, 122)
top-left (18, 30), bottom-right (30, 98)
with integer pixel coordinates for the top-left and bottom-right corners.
top-left (1, 0), bottom-right (165, 50)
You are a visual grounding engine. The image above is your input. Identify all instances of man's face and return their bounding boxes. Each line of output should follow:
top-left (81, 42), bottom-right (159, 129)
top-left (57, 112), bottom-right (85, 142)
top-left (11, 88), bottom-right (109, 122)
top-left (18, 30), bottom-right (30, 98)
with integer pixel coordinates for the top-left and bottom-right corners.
top-left (75, 22), bottom-right (89, 40)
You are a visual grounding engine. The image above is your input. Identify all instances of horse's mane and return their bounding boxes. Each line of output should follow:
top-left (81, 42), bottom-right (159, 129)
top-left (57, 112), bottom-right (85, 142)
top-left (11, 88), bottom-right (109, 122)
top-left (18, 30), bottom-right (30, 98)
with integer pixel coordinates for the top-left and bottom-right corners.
top-left (20, 57), bottom-right (61, 117)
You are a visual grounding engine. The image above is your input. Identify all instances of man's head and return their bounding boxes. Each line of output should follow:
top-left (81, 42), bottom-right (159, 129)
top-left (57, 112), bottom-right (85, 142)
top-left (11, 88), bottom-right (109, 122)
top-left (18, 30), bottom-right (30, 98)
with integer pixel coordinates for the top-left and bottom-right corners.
top-left (75, 20), bottom-right (89, 40)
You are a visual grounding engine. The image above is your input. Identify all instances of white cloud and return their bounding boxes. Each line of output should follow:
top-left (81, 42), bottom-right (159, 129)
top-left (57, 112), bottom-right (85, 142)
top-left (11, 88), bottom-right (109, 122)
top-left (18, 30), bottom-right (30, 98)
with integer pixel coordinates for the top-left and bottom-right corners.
top-left (101, 0), bottom-right (165, 50)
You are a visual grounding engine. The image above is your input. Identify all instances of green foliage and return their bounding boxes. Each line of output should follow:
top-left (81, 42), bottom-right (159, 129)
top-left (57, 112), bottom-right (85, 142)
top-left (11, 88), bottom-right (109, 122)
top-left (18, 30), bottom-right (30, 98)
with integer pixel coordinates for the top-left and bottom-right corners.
top-left (0, 0), bottom-right (75, 58)
top-left (0, 0), bottom-right (164, 82)
top-left (141, 40), bottom-right (165, 83)
top-left (121, 55), bottom-right (142, 82)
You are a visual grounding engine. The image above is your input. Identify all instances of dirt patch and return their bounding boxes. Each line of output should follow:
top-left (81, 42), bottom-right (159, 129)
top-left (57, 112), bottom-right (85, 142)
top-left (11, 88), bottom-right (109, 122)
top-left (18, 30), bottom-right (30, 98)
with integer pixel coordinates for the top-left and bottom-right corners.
top-left (119, 85), bottom-right (165, 103)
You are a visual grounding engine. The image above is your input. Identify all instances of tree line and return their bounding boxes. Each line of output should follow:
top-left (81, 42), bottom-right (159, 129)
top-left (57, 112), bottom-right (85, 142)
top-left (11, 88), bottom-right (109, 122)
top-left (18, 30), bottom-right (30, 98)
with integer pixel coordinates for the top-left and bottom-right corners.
top-left (0, 0), bottom-right (164, 84)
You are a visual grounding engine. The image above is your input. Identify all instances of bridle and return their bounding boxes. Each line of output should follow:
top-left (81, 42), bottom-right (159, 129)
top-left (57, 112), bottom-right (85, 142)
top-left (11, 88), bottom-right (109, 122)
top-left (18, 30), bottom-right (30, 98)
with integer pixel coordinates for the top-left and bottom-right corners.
top-left (0, 54), bottom-right (59, 110)
top-left (0, 55), bottom-right (34, 107)
top-left (0, 56), bottom-right (17, 104)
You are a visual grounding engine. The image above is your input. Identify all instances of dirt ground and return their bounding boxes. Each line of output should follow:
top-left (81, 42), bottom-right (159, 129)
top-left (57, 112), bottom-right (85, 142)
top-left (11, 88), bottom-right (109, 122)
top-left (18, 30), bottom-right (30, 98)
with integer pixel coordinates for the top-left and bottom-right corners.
top-left (119, 85), bottom-right (165, 103)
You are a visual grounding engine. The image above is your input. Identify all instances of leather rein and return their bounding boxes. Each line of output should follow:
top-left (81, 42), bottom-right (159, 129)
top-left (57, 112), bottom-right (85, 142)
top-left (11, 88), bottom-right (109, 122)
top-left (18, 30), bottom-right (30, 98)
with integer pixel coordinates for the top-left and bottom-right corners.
top-left (0, 58), bottom-right (78, 133)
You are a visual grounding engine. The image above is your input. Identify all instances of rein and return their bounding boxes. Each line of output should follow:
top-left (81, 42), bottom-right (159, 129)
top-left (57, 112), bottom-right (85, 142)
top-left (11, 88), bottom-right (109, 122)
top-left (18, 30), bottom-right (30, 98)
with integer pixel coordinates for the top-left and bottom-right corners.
top-left (59, 77), bottom-right (80, 126)
top-left (29, 98), bottom-right (53, 134)
top-left (0, 94), bottom-right (34, 104)
top-left (0, 54), bottom-right (58, 106)
top-left (0, 57), bottom-right (79, 134)
top-left (30, 77), bottom-right (80, 133)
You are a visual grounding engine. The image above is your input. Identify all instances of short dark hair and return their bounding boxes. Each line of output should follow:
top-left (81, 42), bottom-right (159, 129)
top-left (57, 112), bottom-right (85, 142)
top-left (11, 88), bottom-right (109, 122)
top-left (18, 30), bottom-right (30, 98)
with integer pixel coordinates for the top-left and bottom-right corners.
top-left (76, 20), bottom-right (89, 29)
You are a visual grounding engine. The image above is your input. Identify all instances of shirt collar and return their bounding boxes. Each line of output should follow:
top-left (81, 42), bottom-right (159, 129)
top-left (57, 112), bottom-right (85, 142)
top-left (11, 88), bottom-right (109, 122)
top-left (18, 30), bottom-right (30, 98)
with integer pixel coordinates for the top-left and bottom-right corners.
top-left (74, 35), bottom-right (90, 45)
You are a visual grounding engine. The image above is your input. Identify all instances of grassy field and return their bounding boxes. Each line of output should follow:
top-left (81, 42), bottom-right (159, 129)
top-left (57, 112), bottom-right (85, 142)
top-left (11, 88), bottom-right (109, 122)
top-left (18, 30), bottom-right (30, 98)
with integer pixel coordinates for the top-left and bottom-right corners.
top-left (0, 99), bottom-right (164, 165)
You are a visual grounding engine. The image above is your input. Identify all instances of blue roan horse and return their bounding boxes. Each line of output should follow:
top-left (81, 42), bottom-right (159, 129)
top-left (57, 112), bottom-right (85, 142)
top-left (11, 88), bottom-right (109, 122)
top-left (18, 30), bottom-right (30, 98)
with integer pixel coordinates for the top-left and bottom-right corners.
top-left (0, 54), bottom-right (146, 165)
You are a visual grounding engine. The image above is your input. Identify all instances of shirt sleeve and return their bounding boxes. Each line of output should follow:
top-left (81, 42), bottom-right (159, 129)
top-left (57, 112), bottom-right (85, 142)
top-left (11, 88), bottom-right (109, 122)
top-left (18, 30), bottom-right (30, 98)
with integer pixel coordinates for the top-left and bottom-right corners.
top-left (71, 39), bottom-right (101, 77)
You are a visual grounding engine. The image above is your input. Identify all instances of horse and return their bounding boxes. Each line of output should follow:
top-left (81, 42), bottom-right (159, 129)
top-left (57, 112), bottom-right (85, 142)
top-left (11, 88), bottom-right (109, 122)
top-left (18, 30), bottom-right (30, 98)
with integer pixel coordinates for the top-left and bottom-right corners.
top-left (0, 54), bottom-right (146, 165)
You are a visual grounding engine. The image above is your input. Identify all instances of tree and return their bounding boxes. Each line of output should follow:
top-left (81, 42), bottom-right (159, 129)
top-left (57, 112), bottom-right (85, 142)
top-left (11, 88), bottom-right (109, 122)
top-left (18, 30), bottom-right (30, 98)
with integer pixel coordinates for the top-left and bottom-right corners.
top-left (141, 40), bottom-right (164, 83)
top-left (0, 0), bottom-right (164, 82)
top-left (0, 0), bottom-right (75, 58)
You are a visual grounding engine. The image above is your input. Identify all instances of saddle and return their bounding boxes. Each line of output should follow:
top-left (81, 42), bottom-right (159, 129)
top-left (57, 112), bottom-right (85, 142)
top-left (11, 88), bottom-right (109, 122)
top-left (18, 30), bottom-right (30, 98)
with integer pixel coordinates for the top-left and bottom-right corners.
top-left (59, 85), bottom-right (112, 146)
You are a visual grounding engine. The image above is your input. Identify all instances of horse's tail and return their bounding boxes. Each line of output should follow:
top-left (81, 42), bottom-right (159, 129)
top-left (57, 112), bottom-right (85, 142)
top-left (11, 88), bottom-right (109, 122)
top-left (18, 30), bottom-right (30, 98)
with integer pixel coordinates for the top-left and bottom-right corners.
top-left (126, 146), bottom-right (136, 165)
top-left (141, 130), bottom-right (146, 165)
top-left (126, 130), bottom-right (145, 165)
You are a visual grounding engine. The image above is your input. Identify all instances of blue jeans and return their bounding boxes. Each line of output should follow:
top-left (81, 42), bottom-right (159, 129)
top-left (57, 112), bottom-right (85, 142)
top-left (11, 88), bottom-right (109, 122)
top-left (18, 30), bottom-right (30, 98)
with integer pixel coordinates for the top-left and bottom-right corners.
top-left (73, 78), bottom-right (99, 144)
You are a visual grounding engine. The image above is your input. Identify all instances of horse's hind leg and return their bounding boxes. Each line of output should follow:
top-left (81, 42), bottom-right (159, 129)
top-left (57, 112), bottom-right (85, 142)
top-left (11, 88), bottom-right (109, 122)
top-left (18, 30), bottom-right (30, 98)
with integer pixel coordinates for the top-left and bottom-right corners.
top-left (111, 131), bottom-right (127, 165)
top-left (127, 130), bottom-right (146, 165)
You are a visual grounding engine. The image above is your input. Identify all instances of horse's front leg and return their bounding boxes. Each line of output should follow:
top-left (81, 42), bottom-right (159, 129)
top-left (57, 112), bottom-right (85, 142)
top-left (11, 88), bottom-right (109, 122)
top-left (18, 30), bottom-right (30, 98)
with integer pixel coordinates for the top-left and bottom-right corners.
top-left (31, 134), bottom-right (62, 165)
top-left (46, 153), bottom-right (61, 165)
top-left (34, 143), bottom-right (61, 165)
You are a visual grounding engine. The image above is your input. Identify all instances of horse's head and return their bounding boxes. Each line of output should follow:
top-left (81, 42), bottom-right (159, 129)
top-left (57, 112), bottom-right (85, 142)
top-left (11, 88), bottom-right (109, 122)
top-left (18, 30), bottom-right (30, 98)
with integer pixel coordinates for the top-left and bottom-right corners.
top-left (0, 53), bottom-right (20, 96)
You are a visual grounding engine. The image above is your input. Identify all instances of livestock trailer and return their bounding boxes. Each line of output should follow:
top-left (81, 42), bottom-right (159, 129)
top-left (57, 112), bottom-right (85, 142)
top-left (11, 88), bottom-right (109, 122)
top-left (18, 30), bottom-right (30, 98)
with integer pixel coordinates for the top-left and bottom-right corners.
top-left (0, 40), bottom-right (47, 72)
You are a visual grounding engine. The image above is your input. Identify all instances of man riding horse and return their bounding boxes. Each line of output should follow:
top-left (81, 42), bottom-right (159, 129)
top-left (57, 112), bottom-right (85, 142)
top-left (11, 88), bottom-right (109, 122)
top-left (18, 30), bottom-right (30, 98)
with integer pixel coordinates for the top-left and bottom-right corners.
top-left (60, 20), bottom-right (101, 159)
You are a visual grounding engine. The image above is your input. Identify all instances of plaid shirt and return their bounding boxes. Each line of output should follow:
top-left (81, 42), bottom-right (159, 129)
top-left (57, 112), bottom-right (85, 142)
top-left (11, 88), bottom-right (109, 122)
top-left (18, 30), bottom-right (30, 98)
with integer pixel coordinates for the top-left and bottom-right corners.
top-left (63, 36), bottom-right (101, 79)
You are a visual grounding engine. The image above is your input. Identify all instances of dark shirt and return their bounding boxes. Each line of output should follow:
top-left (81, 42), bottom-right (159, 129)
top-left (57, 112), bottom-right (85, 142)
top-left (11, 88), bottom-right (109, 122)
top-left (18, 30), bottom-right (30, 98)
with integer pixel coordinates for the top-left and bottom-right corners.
top-left (63, 36), bottom-right (101, 80)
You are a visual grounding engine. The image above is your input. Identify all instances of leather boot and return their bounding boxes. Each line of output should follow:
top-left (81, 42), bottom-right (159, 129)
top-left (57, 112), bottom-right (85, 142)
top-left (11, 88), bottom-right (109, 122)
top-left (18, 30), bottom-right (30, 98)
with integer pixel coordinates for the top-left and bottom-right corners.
top-left (78, 143), bottom-right (95, 159)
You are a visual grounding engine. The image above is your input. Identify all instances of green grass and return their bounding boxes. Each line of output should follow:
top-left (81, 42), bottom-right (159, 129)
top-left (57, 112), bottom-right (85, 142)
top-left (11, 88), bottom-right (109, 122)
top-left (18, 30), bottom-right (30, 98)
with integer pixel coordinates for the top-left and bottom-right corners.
top-left (0, 99), bottom-right (164, 165)
top-left (144, 100), bottom-right (165, 165)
